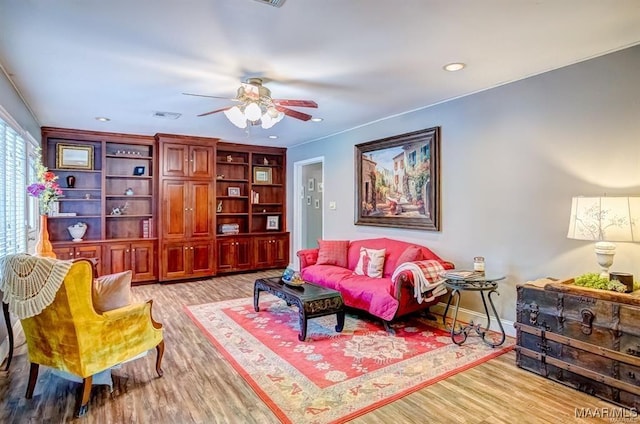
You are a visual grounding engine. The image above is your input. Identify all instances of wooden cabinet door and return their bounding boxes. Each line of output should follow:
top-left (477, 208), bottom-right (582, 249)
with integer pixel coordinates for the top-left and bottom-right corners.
top-left (272, 234), bottom-right (289, 267)
top-left (190, 182), bottom-right (214, 237)
top-left (53, 246), bottom-right (75, 260)
top-left (162, 242), bottom-right (189, 280)
top-left (252, 236), bottom-right (272, 269)
top-left (190, 146), bottom-right (214, 178)
top-left (103, 242), bottom-right (131, 275)
top-left (131, 241), bottom-right (155, 282)
top-left (75, 245), bottom-right (103, 276)
top-left (162, 143), bottom-right (188, 177)
top-left (190, 241), bottom-right (216, 277)
top-left (235, 237), bottom-right (252, 271)
top-left (216, 238), bottom-right (236, 272)
top-left (162, 180), bottom-right (188, 238)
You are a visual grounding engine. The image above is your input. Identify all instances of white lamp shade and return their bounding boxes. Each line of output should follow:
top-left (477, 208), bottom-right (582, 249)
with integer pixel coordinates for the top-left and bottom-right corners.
top-left (224, 106), bottom-right (247, 128)
top-left (261, 113), bottom-right (275, 129)
top-left (244, 102), bottom-right (262, 122)
top-left (567, 196), bottom-right (640, 242)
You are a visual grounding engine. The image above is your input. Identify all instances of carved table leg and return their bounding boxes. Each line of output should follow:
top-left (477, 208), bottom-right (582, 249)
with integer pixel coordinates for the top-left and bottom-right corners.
top-left (253, 286), bottom-right (261, 312)
top-left (298, 307), bottom-right (308, 342)
top-left (335, 310), bottom-right (345, 333)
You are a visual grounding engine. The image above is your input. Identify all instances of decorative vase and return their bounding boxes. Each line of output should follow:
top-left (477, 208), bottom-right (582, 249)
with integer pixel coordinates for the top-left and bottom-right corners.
top-left (34, 215), bottom-right (56, 258)
top-left (66, 175), bottom-right (76, 188)
top-left (68, 222), bottom-right (88, 242)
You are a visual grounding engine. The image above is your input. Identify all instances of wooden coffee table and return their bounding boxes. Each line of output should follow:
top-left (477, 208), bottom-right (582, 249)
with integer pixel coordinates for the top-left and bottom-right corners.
top-left (254, 276), bottom-right (345, 341)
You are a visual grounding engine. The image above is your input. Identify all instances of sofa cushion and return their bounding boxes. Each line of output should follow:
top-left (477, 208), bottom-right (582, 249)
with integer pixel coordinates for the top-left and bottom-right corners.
top-left (92, 270), bottom-right (132, 313)
top-left (395, 245), bottom-right (424, 266)
top-left (337, 274), bottom-right (399, 321)
top-left (316, 239), bottom-right (349, 268)
top-left (348, 238), bottom-right (414, 277)
top-left (353, 247), bottom-right (386, 278)
top-left (300, 265), bottom-right (353, 291)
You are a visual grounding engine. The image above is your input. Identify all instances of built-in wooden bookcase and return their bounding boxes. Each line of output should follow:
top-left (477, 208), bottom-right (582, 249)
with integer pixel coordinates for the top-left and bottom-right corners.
top-left (42, 127), bottom-right (157, 282)
top-left (214, 142), bottom-right (289, 273)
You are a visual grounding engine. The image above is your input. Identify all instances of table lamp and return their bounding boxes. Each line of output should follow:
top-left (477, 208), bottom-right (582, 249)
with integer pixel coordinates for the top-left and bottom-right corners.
top-left (567, 196), bottom-right (640, 278)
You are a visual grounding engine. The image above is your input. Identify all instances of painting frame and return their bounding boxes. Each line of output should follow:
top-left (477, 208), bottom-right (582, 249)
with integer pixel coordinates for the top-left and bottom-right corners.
top-left (56, 144), bottom-right (94, 170)
top-left (266, 215), bottom-right (279, 231)
top-left (227, 187), bottom-right (241, 196)
top-left (253, 166), bottom-right (273, 184)
top-left (354, 127), bottom-right (441, 231)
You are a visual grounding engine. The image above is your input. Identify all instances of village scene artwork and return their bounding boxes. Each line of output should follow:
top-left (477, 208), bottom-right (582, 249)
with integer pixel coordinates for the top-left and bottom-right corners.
top-left (360, 138), bottom-right (433, 219)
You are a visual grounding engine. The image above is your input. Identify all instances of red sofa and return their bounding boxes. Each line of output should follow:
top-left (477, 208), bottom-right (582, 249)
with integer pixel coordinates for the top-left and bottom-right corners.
top-left (296, 238), bottom-right (454, 327)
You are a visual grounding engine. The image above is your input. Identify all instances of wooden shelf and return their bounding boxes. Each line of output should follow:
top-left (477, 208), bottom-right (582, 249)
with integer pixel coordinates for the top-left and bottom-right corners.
top-left (50, 168), bottom-right (101, 174)
top-left (105, 175), bottom-right (153, 179)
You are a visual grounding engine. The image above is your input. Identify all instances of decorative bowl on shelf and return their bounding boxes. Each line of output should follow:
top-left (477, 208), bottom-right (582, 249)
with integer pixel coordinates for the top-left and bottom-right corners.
top-left (68, 222), bottom-right (87, 242)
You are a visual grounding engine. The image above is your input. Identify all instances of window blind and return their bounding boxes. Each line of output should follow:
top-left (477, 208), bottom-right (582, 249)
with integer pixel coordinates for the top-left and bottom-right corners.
top-left (0, 114), bottom-right (30, 257)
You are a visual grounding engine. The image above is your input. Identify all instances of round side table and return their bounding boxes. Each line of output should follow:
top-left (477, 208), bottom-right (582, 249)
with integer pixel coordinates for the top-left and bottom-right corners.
top-left (442, 273), bottom-right (506, 347)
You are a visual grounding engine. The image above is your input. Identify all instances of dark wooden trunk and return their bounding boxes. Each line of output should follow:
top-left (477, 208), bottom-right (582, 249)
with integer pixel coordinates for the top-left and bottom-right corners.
top-left (516, 279), bottom-right (640, 410)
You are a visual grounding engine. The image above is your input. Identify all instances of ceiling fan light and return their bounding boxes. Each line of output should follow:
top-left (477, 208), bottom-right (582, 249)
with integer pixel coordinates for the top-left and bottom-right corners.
top-left (244, 102), bottom-right (262, 121)
top-left (261, 114), bottom-right (276, 129)
top-left (224, 106), bottom-right (247, 128)
top-left (266, 106), bottom-right (280, 118)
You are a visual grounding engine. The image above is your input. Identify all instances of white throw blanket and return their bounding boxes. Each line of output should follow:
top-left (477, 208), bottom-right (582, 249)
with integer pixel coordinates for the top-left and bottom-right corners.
top-left (0, 254), bottom-right (72, 319)
top-left (391, 260), bottom-right (447, 304)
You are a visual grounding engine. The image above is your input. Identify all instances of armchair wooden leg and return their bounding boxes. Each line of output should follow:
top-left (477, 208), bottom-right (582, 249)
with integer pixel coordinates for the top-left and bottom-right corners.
top-left (422, 307), bottom-right (437, 321)
top-left (382, 320), bottom-right (396, 335)
top-left (76, 376), bottom-right (92, 417)
top-left (155, 340), bottom-right (165, 377)
top-left (25, 363), bottom-right (39, 399)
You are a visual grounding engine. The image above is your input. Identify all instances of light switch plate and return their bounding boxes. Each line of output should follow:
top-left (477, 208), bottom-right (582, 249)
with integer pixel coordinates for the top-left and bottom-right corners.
top-left (329, 201), bottom-right (337, 210)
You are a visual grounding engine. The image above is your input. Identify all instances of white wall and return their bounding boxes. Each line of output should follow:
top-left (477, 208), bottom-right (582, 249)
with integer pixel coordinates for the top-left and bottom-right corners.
top-left (287, 46), bottom-right (640, 322)
top-left (0, 68), bottom-right (40, 141)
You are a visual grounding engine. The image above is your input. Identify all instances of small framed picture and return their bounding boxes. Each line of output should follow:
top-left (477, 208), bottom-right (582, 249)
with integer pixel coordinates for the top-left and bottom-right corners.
top-left (133, 166), bottom-right (145, 176)
top-left (253, 167), bottom-right (273, 184)
top-left (57, 144), bottom-right (94, 170)
top-left (315, 199), bottom-right (320, 209)
top-left (308, 178), bottom-right (315, 192)
top-left (228, 187), bottom-right (241, 196)
top-left (266, 215), bottom-right (279, 230)
top-left (306, 196), bottom-right (312, 205)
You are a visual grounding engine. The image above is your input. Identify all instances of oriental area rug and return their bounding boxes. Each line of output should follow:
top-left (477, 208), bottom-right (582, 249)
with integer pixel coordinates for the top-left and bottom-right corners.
top-left (185, 295), bottom-right (514, 424)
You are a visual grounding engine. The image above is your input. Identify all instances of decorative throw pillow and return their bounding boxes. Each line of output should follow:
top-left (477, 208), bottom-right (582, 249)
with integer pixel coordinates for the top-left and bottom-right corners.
top-left (316, 240), bottom-right (349, 268)
top-left (92, 270), bottom-right (133, 313)
top-left (396, 245), bottom-right (424, 266)
top-left (354, 247), bottom-right (386, 278)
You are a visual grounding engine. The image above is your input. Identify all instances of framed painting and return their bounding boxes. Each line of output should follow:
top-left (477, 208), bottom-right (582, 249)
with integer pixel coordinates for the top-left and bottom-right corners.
top-left (253, 167), bottom-right (273, 184)
top-left (56, 144), bottom-right (94, 170)
top-left (354, 127), bottom-right (440, 231)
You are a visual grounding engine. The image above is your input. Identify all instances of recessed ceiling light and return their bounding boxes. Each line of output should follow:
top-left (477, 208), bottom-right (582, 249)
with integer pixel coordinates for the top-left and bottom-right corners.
top-left (443, 63), bottom-right (466, 72)
top-left (310, 117), bottom-right (323, 122)
top-left (95, 117), bottom-right (110, 122)
top-left (268, 135), bottom-right (278, 139)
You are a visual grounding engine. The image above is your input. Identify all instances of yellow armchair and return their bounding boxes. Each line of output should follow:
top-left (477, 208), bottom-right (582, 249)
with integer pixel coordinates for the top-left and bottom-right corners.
top-left (19, 259), bottom-right (164, 417)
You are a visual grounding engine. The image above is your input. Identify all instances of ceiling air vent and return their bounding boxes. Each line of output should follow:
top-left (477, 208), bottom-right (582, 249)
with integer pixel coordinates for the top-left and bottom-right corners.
top-left (152, 111), bottom-right (181, 120)
top-left (253, 0), bottom-right (286, 7)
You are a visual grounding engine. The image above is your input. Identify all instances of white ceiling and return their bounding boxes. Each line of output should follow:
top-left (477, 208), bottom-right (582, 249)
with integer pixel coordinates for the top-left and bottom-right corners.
top-left (1, 0), bottom-right (640, 148)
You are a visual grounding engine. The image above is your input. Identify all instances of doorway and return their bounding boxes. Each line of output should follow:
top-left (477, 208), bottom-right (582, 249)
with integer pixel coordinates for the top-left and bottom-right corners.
top-left (293, 157), bottom-right (324, 269)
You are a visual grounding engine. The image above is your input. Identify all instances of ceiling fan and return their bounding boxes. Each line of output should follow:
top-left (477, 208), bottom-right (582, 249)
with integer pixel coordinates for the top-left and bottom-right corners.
top-left (183, 78), bottom-right (318, 129)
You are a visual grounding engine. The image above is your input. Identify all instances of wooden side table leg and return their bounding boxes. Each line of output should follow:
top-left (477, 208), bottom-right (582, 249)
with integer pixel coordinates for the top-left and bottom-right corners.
top-left (3, 302), bottom-right (13, 371)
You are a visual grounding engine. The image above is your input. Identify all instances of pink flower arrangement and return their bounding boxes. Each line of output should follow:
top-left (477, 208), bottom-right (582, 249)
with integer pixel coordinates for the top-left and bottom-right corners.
top-left (27, 153), bottom-right (63, 214)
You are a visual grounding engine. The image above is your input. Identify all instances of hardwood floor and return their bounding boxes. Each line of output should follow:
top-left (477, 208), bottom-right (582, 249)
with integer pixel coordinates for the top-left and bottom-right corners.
top-left (0, 270), bottom-right (620, 423)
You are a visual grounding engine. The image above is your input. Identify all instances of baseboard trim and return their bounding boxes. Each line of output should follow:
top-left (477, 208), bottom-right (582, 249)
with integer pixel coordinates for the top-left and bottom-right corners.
top-left (430, 301), bottom-right (516, 338)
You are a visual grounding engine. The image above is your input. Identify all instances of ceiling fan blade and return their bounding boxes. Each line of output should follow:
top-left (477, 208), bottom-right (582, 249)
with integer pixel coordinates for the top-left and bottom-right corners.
top-left (197, 106), bottom-right (232, 117)
top-left (273, 99), bottom-right (318, 108)
top-left (275, 106), bottom-right (313, 121)
top-left (182, 92), bottom-right (236, 100)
